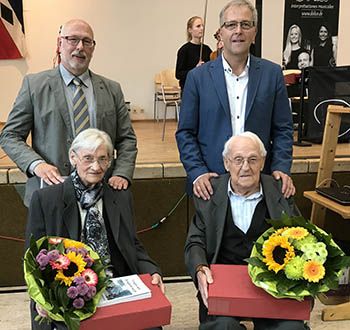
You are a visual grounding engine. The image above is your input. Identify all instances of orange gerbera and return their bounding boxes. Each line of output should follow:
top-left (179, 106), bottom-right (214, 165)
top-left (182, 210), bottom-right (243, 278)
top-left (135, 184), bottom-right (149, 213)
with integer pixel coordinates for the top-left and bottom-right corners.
top-left (303, 260), bottom-right (325, 283)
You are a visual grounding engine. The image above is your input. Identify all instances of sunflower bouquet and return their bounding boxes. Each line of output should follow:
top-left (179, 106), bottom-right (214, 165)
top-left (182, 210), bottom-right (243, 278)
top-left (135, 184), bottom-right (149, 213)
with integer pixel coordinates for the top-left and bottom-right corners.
top-left (245, 214), bottom-right (350, 301)
top-left (24, 236), bottom-right (109, 330)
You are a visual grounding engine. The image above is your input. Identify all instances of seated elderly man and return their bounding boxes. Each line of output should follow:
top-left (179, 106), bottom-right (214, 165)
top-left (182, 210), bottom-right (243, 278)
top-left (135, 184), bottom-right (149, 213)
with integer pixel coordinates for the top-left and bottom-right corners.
top-left (25, 128), bottom-right (163, 330)
top-left (184, 132), bottom-right (309, 330)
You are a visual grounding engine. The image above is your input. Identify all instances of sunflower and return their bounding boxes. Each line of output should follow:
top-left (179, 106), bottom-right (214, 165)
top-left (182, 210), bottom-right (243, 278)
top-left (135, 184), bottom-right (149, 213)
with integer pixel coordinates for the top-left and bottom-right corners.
top-left (63, 239), bottom-right (86, 250)
top-left (303, 260), bottom-right (326, 283)
top-left (283, 227), bottom-right (309, 240)
top-left (271, 227), bottom-right (289, 237)
top-left (262, 235), bottom-right (295, 273)
top-left (55, 251), bottom-right (87, 286)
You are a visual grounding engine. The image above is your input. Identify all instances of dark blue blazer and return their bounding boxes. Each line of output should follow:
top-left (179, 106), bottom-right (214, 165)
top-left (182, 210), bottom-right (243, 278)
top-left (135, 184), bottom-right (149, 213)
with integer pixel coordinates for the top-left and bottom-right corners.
top-left (176, 55), bottom-right (293, 191)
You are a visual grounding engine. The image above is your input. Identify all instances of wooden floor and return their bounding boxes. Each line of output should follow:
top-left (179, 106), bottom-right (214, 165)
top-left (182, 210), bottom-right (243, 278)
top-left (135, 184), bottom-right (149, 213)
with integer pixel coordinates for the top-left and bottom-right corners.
top-left (1, 120), bottom-right (349, 169)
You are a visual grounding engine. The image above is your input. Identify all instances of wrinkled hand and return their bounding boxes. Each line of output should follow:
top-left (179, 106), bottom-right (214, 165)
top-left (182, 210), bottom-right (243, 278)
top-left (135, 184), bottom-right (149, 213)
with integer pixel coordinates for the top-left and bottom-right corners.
top-left (36, 303), bottom-right (49, 318)
top-left (34, 163), bottom-right (64, 185)
top-left (108, 176), bottom-right (129, 190)
top-left (196, 266), bottom-right (213, 308)
top-left (272, 170), bottom-right (295, 198)
top-left (151, 273), bottom-right (165, 294)
top-left (193, 173), bottom-right (219, 200)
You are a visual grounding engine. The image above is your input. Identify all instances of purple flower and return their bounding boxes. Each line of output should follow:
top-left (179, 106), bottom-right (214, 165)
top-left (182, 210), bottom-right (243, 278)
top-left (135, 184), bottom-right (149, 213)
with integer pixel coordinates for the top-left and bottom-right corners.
top-left (38, 249), bottom-right (48, 255)
top-left (73, 297), bottom-right (85, 309)
top-left (77, 283), bottom-right (89, 296)
top-left (77, 248), bottom-right (88, 257)
top-left (83, 294), bottom-right (92, 302)
top-left (66, 247), bottom-right (77, 254)
top-left (67, 286), bottom-right (79, 299)
top-left (73, 276), bottom-right (85, 285)
top-left (84, 257), bottom-right (94, 267)
top-left (88, 286), bottom-right (96, 297)
top-left (47, 250), bottom-right (59, 261)
top-left (36, 254), bottom-right (49, 269)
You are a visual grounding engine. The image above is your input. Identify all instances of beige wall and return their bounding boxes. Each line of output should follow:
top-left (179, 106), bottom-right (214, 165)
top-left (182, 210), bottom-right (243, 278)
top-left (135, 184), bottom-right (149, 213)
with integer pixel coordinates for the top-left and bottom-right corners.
top-left (0, 0), bottom-right (349, 122)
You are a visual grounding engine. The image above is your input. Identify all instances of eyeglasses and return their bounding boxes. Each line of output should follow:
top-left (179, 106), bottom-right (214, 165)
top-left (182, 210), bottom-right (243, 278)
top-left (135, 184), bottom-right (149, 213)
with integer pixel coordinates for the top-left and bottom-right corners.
top-left (60, 36), bottom-right (96, 48)
top-left (227, 156), bottom-right (260, 167)
top-left (221, 20), bottom-right (255, 31)
top-left (74, 151), bottom-right (111, 167)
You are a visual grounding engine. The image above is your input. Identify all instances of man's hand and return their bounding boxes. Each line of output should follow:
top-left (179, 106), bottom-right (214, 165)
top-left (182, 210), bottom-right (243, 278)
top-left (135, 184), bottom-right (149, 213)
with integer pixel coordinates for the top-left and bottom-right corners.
top-left (36, 303), bottom-right (49, 318)
top-left (196, 266), bottom-right (213, 308)
top-left (108, 176), bottom-right (129, 190)
top-left (272, 170), bottom-right (295, 198)
top-left (151, 273), bottom-right (165, 294)
top-left (193, 173), bottom-right (219, 200)
top-left (34, 163), bottom-right (64, 185)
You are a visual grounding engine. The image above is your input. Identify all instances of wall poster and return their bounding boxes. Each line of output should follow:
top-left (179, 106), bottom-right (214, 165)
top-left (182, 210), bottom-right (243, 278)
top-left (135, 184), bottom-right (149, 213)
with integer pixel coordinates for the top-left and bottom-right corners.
top-left (282, 0), bottom-right (339, 70)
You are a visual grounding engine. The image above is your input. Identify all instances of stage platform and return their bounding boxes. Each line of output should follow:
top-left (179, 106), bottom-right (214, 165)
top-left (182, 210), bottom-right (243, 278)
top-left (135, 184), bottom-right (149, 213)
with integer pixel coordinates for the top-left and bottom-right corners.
top-left (1, 120), bottom-right (350, 286)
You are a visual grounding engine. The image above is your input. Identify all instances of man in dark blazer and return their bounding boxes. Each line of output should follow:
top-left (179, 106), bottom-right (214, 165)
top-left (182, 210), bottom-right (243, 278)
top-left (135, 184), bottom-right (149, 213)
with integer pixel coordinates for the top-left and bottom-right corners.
top-left (176, 0), bottom-right (294, 201)
top-left (25, 128), bottom-right (162, 330)
top-left (0, 19), bottom-right (137, 207)
top-left (184, 132), bottom-right (308, 329)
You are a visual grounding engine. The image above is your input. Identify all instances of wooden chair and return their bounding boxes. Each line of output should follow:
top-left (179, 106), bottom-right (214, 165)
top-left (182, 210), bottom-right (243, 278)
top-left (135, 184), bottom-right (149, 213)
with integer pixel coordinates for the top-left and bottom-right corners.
top-left (159, 69), bottom-right (181, 141)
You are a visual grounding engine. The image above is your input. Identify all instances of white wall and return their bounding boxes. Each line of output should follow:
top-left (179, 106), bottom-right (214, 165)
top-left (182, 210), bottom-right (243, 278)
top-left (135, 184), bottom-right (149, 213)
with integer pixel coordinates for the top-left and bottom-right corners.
top-left (1, 0), bottom-right (349, 121)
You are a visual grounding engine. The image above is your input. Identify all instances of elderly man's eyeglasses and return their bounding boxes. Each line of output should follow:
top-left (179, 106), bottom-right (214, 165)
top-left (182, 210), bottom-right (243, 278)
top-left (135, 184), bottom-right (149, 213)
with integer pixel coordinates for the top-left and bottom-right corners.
top-left (74, 151), bottom-right (111, 167)
top-left (228, 156), bottom-right (260, 167)
top-left (60, 36), bottom-right (96, 48)
top-left (221, 20), bottom-right (255, 31)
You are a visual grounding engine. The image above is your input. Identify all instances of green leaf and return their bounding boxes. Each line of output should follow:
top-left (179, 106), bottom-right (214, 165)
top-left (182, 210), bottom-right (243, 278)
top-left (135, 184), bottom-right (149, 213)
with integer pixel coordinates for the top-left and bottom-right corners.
top-left (327, 245), bottom-right (343, 258)
top-left (256, 271), bottom-right (277, 282)
top-left (291, 283), bottom-right (307, 296)
top-left (63, 311), bottom-right (80, 330)
top-left (244, 257), bottom-right (265, 268)
top-left (29, 235), bottom-right (39, 256)
top-left (57, 285), bottom-right (70, 309)
top-left (276, 277), bottom-right (298, 294)
top-left (308, 282), bottom-right (321, 297)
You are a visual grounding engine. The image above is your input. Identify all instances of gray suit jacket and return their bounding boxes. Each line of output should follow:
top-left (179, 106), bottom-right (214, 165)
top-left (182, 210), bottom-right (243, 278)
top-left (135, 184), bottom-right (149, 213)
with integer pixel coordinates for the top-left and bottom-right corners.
top-left (26, 177), bottom-right (160, 330)
top-left (0, 66), bottom-right (137, 206)
top-left (184, 173), bottom-right (301, 282)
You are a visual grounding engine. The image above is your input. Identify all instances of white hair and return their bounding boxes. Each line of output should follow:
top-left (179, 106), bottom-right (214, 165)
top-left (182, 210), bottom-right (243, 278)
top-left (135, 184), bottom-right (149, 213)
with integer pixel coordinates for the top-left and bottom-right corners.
top-left (69, 128), bottom-right (113, 164)
top-left (222, 132), bottom-right (267, 158)
top-left (219, 0), bottom-right (258, 27)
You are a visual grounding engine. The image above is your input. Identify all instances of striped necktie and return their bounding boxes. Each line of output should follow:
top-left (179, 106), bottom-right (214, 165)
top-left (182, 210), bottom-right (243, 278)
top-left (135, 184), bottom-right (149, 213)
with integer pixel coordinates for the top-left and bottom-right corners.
top-left (72, 77), bottom-right (90, 135)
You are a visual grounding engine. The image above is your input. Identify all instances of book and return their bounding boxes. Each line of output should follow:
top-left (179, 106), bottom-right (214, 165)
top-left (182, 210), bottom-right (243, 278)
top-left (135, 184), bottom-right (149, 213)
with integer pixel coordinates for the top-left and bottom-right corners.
top-left (98, 274), bottom-right (151, 307)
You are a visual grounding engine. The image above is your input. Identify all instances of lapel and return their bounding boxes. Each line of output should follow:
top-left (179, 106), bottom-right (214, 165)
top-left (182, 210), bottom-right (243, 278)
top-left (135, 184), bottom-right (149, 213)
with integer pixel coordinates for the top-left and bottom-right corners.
top-left (102, 184), bottom-right (122, 247)
top-left (261, 174), bottom-right (292, 219)
top-left (208, 57), bottom-right (231, 121)
top-left (90, 71), bottom-right (105, 128)
top-left (245, 55), bottom-right (261, 121)
top-left (47, 67), bottom-right (74, 136)
top-left (62, 177), bottom-right (80, 240)
top-left (211, 174), bottom-right (230, 258)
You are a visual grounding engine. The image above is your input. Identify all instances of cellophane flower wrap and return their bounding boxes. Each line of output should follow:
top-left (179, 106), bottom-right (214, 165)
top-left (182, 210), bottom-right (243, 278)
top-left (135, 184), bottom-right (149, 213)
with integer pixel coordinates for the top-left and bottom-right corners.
top-left (24, 236), bottom-right (109, 330)
top-left (245, 214), bottom-right (350, 301)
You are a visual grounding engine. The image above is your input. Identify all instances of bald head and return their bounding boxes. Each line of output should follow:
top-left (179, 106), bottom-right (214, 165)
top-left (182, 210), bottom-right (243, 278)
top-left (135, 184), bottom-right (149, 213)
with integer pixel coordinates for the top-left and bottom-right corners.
top-left (58, 19), bottom-right (95, 76)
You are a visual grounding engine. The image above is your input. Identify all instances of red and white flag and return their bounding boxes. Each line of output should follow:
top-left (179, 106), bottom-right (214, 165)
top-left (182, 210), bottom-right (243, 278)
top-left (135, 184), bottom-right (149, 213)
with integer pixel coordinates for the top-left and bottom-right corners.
top-left (0, 0), bottom-right (26, 59)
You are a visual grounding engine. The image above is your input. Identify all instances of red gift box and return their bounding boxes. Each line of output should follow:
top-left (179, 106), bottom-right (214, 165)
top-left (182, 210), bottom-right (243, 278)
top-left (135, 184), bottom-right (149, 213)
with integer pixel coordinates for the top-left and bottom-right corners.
top-left (80, 274), bottom-right (171, 330)
top-left (208, 264), bottom-right (311, 320)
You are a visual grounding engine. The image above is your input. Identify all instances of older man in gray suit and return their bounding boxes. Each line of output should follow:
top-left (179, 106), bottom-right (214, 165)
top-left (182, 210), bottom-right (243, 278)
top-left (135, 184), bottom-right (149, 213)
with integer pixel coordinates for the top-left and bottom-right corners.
top-left (0, 19), bottom-right (137, 206)
top-left (185, 132), bottom-right (309, 330)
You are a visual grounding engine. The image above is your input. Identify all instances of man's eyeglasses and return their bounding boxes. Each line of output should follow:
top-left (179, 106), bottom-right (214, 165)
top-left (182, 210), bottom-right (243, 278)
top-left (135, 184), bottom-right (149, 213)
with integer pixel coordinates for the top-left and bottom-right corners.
top-left (74, 151), bottom-right (111, 167)
top-left (60, 36), bottom-right (96, 48)
top-left (227, 156), bottom-right (260, 167)
top-left (221, 20), bottom-right (255, 31)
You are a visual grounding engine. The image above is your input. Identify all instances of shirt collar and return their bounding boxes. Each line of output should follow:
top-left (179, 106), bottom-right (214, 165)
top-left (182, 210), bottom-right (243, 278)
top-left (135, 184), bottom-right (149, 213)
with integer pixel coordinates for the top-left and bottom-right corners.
top-left (227, 176), bottom-right (263, 200)
top-left (59, 64), bottom-right (90, 87)
top-left (222, 53), bottom-right (250, 76)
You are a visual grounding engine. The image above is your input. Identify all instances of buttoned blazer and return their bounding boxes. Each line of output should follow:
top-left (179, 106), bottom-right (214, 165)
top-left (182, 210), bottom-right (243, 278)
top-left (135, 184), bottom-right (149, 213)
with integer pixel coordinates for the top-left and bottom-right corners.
top-left (176, 55), bottom-right (293, 190)
top-left (184, 173), bottom-right (301, 282)
top-left (0, 67), bottom-right (137, 206)
top-left (25, 177), bottom-right (160, 276)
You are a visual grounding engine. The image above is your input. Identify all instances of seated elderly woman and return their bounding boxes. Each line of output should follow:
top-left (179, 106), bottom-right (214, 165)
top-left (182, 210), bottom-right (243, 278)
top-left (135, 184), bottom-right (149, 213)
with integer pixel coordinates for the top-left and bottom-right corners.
top-left (25, 128), bottom-right (163, 330)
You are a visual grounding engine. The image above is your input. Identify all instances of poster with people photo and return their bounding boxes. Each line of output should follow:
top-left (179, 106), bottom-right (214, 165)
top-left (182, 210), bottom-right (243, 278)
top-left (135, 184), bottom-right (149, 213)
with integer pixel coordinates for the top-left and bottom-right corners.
top-left (282, 0), bottom-right (339, 70)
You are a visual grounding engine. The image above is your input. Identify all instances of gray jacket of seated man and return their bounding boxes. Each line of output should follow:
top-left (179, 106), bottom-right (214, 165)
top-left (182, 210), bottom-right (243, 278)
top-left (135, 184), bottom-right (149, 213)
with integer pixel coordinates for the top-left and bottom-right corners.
top-left (184, 173), bottom-right (309, 330)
